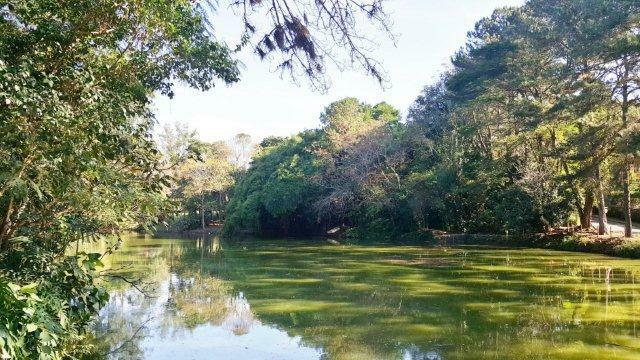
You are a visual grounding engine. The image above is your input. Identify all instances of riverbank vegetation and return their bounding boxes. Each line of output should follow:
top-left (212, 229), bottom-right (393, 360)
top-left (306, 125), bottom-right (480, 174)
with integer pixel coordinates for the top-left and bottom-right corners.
top-left (0, 0), bottom-right (237, 355)
top-left (152, 123), bottom-right (234, 232)
top-left (224, 0), bottom-right (640, 242)
top-left (0, 0), bottom-right (391, 357)
top-left (154, 124), bottom-right (256, 232)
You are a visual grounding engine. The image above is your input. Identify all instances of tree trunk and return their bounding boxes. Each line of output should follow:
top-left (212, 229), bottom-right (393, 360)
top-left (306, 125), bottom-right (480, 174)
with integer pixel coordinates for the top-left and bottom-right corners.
top-left (596, 165), bottom-right (608, 235)
top-left (580, 190), bottom-right (594, 230)
top-left (622, 162), bottom-right (633, 238)
top-left (0, 198), bottom-right (14, 252)
top-left (560, 158), bottom-right (587, 230)
top-left (200, 191), bottom-right (206, 232)
top-left (620, 56), bottom-right (632, 238)
top-left (201, 205), bottom-right (205, 232)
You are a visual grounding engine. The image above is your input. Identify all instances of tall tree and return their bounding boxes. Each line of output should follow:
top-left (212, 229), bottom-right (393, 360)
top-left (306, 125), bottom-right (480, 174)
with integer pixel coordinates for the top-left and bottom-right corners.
top-left (228, 133), bottom-right (254, 170)
top-left (175, 142), bottom-right (235, 231)
top-left (527, 0), bottom-right (640, 237)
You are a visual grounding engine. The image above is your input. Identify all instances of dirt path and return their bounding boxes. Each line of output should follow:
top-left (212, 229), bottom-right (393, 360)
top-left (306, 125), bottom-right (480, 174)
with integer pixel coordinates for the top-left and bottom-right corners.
top-left (591, 216), bottom-right (640, 235)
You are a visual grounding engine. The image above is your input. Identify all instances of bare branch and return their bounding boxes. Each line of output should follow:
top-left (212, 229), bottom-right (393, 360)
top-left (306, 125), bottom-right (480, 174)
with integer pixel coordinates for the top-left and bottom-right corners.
top-left (232, 0), bottom-right (394, 91)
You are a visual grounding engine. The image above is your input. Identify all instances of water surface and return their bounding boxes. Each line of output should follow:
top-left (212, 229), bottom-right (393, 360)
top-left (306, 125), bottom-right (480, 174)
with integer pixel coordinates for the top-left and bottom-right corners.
top-left (92, 236), bottom-right (640, 359)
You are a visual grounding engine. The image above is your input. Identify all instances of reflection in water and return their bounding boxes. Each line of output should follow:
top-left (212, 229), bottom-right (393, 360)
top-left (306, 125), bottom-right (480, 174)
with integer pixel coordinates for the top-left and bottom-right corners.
top-left (91, 237), bottom-right (321, 360)
top-left (223, 293), bottom-right (255, 335)
top-left (90, 236), bottom-right (640, 359)
top-left (402, 346), bottom-right (442, 360)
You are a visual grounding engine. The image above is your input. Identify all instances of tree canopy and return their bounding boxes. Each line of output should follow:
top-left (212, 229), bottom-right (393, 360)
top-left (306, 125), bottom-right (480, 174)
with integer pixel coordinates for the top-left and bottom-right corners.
top-left (224, 0), bottom-right (640, 240)
top-left (0, 0), bottom-right (393, 357)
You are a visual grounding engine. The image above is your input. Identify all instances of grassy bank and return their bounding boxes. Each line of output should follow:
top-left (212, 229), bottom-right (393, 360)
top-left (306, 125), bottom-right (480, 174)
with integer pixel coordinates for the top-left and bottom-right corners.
top-left (431, 232), bottom-right (640, 259)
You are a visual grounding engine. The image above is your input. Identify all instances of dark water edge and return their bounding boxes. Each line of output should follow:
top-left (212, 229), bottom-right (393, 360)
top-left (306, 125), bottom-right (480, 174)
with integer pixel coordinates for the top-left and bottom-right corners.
top-left (154, 228), bottom-right (640, 259)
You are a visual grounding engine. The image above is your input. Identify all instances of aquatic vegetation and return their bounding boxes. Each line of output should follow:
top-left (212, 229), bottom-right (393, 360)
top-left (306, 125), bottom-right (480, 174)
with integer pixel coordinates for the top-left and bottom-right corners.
top-left (91, 236), bottom-right (640, 359)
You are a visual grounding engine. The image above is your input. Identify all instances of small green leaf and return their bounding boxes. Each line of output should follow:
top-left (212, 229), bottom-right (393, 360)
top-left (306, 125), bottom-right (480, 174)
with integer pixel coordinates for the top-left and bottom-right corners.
top-left (39, 330), bottom-right (52, 342)
top-left (20, 283), bottom-right (38, 294)
top-left (22, 307), bottom-right (35, 316)
top-left (26, 323), bottom-right (38, 333)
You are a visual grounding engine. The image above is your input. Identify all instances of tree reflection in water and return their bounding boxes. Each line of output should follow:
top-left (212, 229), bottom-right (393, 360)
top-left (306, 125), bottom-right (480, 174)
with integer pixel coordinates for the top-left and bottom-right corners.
top-left (88, 236), bottom-right (640, 360)
top-left (223, 293), bottom-right (255, 335)
top-left (88, 236), bottom-right (321, 360)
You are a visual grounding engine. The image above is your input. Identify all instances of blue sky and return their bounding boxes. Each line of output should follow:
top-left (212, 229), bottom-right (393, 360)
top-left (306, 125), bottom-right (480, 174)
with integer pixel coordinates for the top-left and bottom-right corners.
top-left (153, 0), bottom-right (524, 142)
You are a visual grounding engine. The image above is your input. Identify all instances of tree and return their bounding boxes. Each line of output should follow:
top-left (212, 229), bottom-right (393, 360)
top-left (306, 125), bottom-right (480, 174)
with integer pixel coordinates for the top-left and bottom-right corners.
top-left (224, 131), bottom-right (323, 236)
top-left (406, 0), bottom-right (640, 237)
top-left (0, 0), bottom-right (241, 355)
top-left (315, 99), bottom-right (407, 234)
top-left (0, 0), bottom-right (241, 247)
top-left (228, 133), bottom-right (254, 170)
top-left (157, 122), bottom-right (200, 166)
top-left (224, 98), bottom-right (410, 238)
top-left (525, 0), bottom-right (640, 237)
top-left (174, 142), bottom-right (235, 231)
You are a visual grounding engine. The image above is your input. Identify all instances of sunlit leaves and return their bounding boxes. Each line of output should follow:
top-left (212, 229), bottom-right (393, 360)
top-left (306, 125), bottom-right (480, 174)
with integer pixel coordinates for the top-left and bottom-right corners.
top-left (0, 0), bottom-right (243, 357)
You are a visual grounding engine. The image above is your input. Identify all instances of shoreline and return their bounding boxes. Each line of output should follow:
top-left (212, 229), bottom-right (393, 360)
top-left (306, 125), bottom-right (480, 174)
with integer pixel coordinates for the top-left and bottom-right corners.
top-left (151, 226), bottom-right (640, 259)
top-left (430, 232), bottom-right (640, 259)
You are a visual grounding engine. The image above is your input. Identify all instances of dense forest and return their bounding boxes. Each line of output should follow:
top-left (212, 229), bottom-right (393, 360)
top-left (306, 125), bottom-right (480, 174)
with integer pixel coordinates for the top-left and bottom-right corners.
top-left (224, 0), bottom-right (640, 240)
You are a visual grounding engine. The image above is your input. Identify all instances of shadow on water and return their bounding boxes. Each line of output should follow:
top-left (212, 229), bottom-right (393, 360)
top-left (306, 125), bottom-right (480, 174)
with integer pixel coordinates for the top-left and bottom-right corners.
top-left (87, 235), bottom-right (640, 359)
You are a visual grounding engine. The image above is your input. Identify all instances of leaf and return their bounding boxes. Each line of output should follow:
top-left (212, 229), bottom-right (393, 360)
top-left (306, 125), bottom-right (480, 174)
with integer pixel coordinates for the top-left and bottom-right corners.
top-left (7, 283), bottom-right (20, 293)
top-left (38, 330), bottom-right (52, 342)
top-left (28, 180), bottom-right (44, 200)
top-left (58, 311), bottom-right (67, 328)
top-left (8, 236), bottom-right (29, 245)
top-left (26, 323), bottom-right (38, 333)
top-left (22, 307), bottom-right (35, 316)
top-left (20, 283), bottom-right (38, 294)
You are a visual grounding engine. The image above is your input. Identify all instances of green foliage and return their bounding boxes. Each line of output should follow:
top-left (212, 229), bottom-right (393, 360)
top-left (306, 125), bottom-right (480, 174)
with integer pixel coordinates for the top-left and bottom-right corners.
top-left (225, 98), bottom-right (410, 238)
top-left (227, 0), bottom-right (640, 240)
top-left (406, 0), bottom-right (640, 235)
top-left (0, 0), bottom-right (240, 357)
top-left (224, 131), bottom-right (322, 236)
top-left (0, 253), bottom-right (108, 359)
top-left (167, 141), bottom-right (236, 230)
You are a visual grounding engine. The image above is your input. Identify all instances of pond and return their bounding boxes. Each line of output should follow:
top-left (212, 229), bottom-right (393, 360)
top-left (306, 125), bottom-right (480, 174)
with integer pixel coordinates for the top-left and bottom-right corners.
top-left (90, 235), bottom-right (640, 359)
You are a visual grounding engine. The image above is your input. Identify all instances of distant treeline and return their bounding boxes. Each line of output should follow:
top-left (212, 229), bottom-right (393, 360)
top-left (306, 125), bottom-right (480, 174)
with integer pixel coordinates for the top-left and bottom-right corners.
top-left (224, 0), bottom-right (640, 239)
